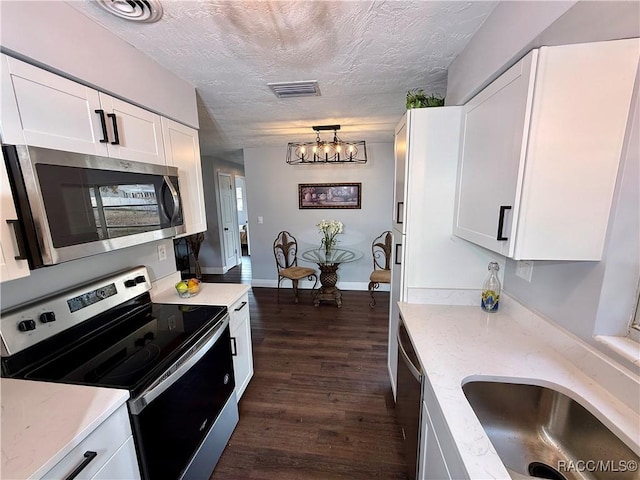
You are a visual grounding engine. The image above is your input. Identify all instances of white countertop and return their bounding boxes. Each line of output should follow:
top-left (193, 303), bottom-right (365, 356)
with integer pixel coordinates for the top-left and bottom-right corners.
top-left (151, 272), bottom-right (250, 307)
top-left (1, 379), bottom-right (129, 480)
top-left (399, 295), bottom-right (640, 480)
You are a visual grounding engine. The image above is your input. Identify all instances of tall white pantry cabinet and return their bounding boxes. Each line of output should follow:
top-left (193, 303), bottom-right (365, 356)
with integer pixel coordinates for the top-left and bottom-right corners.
top-left (388, 107), bottom-right (499, 396)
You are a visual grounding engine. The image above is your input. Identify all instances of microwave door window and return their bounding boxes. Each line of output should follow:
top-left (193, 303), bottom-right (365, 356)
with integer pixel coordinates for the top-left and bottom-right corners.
top-left (92, 185), bottom-right (162, 239)
top-left (35, 164), bottom-right (171, 249)
top-left (38, 167), bottom-right (101, 248)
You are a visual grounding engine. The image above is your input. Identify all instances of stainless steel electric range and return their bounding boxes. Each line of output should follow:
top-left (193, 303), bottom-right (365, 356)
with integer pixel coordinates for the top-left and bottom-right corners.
top-left (1, 266), bottom-right (238, 480)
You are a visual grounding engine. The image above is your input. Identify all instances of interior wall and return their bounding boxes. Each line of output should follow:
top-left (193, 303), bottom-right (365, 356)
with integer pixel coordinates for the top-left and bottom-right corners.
top-left (0, 239), bottom-right (176, 311)
top-left (243, 142), bottom-right (394, 289)
top-left (448, 0), bottom-right (640, 371)
top-left (446, 1), bottom-right (640, 105)
top-left (199, 156), bottom-right (245, 273)
top-left (0, 0), bottom-right (198, 127)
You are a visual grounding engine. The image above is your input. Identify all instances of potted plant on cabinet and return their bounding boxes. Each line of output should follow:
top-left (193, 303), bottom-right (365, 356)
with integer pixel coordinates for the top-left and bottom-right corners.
top-left (406, 88), bottom-right (445, 109)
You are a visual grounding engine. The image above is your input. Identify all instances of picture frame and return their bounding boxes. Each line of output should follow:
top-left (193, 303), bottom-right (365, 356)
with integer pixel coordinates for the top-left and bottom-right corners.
top-left (298, 182), bottom-right (361, 209)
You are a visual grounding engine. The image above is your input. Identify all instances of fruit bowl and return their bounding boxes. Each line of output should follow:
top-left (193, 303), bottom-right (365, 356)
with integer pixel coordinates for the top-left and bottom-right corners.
top-left (175, 278), bottom-right (201, 298)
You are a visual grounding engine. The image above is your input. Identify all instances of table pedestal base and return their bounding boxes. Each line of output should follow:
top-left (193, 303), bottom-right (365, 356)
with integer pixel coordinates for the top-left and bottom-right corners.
top-left (313, 264), bottom-right (342, 308)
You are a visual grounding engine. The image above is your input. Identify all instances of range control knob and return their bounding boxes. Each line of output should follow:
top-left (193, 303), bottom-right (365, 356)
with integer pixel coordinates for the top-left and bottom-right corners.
top-left (18, 320), bottom-right (36, 332)
top-left (134, 275), bottom-right (146, 284)
top-left (40, 311), bottom-right (56, 323)
top-left (124, 279), bottom-right (137, 288)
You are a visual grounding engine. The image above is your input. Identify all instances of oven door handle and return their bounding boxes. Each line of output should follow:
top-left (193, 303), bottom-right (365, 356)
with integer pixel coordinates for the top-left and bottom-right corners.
top-left (129, 314), bottom-right (230, 415)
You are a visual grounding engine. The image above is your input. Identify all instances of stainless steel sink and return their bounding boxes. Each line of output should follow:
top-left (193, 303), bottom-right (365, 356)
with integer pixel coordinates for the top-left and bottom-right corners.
top-left (462, 381), bottom-right (639, 480)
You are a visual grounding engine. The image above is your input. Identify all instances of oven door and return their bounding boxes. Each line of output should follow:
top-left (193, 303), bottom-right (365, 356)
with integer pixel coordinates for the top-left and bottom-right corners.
top-left (129, 315), bottom-right (238, 480)
top-left (3, 145), bottom-right (184, 267)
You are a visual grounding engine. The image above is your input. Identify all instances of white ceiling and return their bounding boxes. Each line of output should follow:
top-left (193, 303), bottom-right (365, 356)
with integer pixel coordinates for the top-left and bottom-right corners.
top-left (68, 1), bottom-right (498, 163)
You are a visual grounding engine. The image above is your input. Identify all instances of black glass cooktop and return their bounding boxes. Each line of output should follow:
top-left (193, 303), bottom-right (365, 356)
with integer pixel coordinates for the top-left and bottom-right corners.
top-left (5, 297), bottom-right (226, 395)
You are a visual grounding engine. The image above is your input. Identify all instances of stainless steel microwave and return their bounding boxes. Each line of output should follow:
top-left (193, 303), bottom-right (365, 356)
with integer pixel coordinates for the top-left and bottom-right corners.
top-left (2, 145), bottom-right (185, 269)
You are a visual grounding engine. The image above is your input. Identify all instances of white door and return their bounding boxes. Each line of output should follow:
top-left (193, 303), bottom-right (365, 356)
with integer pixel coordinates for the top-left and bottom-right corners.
top-left (1, 54), bottom-right (108, 156)
top-left (218, 173), bottom-right (238, 269)
top-left (100, 93), bottom-right (166, 165)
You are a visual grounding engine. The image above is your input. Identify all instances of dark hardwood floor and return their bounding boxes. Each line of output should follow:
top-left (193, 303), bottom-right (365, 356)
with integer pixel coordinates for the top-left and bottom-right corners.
top-left (205, 257), bottom-right (408, 480)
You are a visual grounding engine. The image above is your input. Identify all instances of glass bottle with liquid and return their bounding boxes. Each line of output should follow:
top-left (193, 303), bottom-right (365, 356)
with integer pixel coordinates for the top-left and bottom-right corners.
top-left (481, 261), bottom-right (501, 312)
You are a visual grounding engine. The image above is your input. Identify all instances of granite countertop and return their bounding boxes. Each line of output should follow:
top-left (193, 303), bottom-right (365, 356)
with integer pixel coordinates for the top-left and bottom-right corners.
top-left (1, 379), bottom-right (129, 480)
top-left (399, 295), bottom-right (640, 479)
top-left (151, 272), bottom-right (250, 308)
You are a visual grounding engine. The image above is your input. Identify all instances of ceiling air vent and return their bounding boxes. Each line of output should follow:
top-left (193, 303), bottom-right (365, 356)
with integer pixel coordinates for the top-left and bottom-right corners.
top-left (96, 0), bottom-right (163, 23)
top-left (268, 81), bottom-right (321, 98)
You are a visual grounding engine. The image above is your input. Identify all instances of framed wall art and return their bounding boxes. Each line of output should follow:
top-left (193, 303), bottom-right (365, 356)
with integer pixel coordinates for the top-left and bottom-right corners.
top-left (298, 182), bottom-right (361, 209)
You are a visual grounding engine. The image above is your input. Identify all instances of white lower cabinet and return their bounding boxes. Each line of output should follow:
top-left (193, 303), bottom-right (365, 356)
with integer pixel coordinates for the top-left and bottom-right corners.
top-left (41, 405), bottom-right (140, 480)
top-left (419, 402), bottom-right (450, 480)
top-left (92, 437), bottom-right (140, 480)
top-left (419, 379), bottom-right (467, 480)
top-left (229, 292), bottom-right (253, 400)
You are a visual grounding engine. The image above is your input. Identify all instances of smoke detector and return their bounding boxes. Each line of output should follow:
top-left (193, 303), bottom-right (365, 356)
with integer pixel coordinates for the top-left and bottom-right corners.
top-left (96, 0), bottom-right (163, 23)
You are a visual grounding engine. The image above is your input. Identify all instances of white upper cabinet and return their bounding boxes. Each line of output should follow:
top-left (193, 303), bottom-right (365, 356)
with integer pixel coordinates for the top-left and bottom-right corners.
top-left (1, 54), bottom-right (107, 155)
top-left (454, 39), bottom-right (640, 260)
top-left (161, 117), bottom-right (207, 235)
top-left (1, 54), bottom-right (165, 165)
top-left (99, 93), bottom-right (165, 165)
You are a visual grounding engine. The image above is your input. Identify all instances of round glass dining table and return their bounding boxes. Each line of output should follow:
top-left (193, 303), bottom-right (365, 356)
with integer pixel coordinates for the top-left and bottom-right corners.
top-left (300, 247), bottom-right (363, 308)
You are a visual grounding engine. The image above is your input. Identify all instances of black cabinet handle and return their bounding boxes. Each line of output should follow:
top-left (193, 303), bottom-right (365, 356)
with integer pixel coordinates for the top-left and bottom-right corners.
top-left (230, 337), bottom-right (237, 356)
top-left (95, 109), bottom-right (108, 143)
top-left (395, 243), bottom-right (402, 265)
top-left (6, 219), bottom-right (27, 260)
top-left (234, 301), bottom-right (247, 312)
top-left (496, 205), bottom-right (512, 241)
top-left (64, 451), bottom-right (97, 480)
top-left (396, 201), bottom-right (404, 224)
top-left (107, 113), bottom-right (120, 145)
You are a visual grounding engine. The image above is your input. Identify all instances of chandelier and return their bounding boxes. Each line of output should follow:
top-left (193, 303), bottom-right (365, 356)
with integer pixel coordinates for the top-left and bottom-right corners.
top-left (286, 125), bottom-right (367, 165)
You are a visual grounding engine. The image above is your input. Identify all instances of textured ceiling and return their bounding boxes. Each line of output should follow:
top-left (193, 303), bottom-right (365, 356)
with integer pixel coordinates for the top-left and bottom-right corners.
top-left (68, 1), bottom-right (497, 163)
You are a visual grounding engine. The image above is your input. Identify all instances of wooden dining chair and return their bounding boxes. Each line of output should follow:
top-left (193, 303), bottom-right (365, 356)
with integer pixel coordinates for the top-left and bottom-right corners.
top-left (273, 231), bottom-right (318, 303)
top-left (368, 230), bottom-right (392, 307)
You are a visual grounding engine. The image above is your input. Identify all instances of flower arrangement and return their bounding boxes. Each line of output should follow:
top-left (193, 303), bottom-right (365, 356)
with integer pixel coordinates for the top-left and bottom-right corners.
top-left (317, 219), bottom-right (344, 255)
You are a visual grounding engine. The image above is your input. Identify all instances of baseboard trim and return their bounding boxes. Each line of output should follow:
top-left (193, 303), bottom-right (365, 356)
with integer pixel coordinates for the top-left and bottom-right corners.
top-left (251, 279), bottom-right (387, 292)
top-left (201, 266), bottom-right (230, 274)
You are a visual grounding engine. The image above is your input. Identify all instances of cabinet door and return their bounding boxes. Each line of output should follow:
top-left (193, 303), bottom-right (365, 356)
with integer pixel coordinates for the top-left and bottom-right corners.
top-left (0, 55), bottom-right (108, 156)
top-left (42, 406), bottom-right (133, 480)
top-left (388, 232), bottom-right (403, 398)
top-left (162, 118), bottom-right (207, 235)
top-left (0, 152), bottom-right (30, 282)
top-left (230, 294), bottom-right (253, 400)
top-left (393, 116), bottom-right (408, 232)
top-left (453, 51), bottom-right (536, 257)
top-left (419, 402), bottom-right (451, 480)
top-left (100, 94), bottom-right (165, 165)
top-left (91, 437), bottom-right (140, 480)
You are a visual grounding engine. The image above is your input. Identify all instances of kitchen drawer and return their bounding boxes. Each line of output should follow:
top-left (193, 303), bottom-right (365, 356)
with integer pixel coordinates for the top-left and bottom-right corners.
top-left (41, 404), bottom-right (134, 480)
top-left (230, 292), bottom-right (250, 326)
top-left (92, 437), bottom-right (140, 480)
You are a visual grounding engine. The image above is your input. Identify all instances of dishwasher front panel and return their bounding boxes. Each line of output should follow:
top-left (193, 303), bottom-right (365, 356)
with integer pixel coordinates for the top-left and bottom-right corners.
top-left (396, 316), bottom-right (423, 480)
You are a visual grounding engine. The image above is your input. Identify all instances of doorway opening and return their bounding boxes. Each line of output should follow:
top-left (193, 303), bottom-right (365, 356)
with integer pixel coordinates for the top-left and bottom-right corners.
top-left (235, 175), bottom-right (249, 256)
